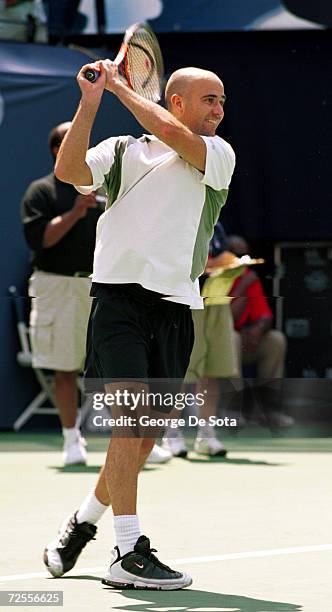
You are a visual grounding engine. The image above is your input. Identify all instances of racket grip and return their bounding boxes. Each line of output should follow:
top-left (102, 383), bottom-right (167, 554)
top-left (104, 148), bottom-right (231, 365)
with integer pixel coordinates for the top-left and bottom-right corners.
top-left (84, 68), bottom-right (101, 83)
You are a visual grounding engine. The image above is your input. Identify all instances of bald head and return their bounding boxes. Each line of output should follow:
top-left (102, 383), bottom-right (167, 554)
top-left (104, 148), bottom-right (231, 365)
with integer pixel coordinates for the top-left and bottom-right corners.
top-left (48, 121), bottom-right (71, 159)
top-left (165, 67), bottom-right (223, 110)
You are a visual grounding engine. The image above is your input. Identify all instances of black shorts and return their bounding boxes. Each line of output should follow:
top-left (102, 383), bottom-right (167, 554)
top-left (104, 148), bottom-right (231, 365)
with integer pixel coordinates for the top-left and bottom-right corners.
top-left (85, 283), bottom-right (194, 384)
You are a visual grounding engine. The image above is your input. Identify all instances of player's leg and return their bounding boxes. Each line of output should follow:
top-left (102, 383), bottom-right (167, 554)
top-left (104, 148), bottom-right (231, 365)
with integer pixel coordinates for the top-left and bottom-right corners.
top-left (43, 428), bottom-right (154, 581)
top-left (102, 298), bottom-right (194, 590)
top-left (94, 439), bottom-right (155, 507)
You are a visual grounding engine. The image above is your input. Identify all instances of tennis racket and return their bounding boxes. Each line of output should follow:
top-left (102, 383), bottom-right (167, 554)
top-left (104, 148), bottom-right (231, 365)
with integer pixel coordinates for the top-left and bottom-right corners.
top-left (84, 22), bottom-right (164, 103)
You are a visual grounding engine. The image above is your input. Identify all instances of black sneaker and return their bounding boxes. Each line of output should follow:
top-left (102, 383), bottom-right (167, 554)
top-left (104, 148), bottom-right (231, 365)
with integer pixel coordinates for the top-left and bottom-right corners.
top-left (102, 535), bottom-right (192, 590)
top-left (43, 512), bottom-right (97, 577)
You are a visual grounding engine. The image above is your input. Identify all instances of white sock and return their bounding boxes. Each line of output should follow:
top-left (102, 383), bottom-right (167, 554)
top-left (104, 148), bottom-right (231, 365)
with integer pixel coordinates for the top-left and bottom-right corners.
top-left (62, 427), bottom-right (79, 444)
top-left (114, 515), bottom-right (140, 556)
top-left (197, 423), bottom-right (216, 439)
top-left (76, 490), bottom-right (108, 525)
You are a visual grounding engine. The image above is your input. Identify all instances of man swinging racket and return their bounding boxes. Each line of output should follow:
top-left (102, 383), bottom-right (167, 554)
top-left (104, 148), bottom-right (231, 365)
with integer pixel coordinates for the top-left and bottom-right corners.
top-left (44, 26), bottom-right (235, 590)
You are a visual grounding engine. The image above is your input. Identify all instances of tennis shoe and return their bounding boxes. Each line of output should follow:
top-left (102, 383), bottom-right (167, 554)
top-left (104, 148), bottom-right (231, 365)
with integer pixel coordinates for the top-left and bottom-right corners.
top-left (63, 434), bottom-right (87, 466)
top-left (44, 512), bottom-right (96, 577)
top-left (162, 434), bottom-right (188, 458)
top-left (102, 535), bottom-right (192, 590)
top-left (145, 444), bottom-right (172, 464)
top-left (194, 436), bottom-right (227, 457)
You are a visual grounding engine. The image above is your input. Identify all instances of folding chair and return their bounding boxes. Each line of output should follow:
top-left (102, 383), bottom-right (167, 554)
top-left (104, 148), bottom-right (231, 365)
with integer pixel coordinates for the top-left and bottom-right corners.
top-left (8, 285), bottom-right (92, 431)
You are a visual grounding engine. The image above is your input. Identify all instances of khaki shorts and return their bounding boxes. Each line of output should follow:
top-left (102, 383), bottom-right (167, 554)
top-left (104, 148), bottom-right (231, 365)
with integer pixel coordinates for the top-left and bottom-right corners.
top-left (185, 303), bottom-right (240, 382)
top-left (29, 272), bottom-right (92, 372)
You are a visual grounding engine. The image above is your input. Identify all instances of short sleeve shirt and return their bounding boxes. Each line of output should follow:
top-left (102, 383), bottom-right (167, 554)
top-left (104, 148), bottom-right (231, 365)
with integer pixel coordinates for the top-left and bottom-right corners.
top-left (21, 173), bottom-right (103, 275)
top-left (76, 134), bottom-right (235, 308)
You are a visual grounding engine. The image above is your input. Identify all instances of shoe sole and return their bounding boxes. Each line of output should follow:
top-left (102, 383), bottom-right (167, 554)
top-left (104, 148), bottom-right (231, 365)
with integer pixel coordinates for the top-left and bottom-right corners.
top-left (101, 577), bottom-right (192, 590)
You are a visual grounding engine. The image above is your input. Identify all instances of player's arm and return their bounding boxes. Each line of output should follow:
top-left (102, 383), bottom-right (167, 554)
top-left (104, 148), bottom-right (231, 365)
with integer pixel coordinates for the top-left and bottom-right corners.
top-left (103, 62), bottom-right (206, 171)
top-left (55, 61), bottom-right (107, 186)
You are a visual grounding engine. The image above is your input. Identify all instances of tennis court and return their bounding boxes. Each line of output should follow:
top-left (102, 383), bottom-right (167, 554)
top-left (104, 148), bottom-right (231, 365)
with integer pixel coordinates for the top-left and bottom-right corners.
top-left (1, 430), bottom-right (331, 612)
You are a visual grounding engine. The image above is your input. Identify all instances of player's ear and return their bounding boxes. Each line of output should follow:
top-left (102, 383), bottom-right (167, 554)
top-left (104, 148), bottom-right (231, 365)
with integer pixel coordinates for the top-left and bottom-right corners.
top-left (170, 93), bottom-right (184, 114)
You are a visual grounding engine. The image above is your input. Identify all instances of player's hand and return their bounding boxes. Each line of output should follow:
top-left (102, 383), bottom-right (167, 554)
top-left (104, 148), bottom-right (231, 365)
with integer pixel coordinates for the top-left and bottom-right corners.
top-left (102, 60), bottom-right (126, 93)
top-left (73, 194), bottom-right (97, 219)
top-left (77, 61), bottom-right (106, 99)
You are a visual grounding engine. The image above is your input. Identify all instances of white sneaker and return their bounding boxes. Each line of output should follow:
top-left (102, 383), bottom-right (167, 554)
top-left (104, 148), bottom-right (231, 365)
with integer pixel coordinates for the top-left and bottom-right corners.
top-left (194, 437), bottom-right (227, 457)
top-left (102, 535), bottom-right (192, 590)
top-left (145, 444), bottom-right (172, 464)
top-left (63, 435), bottom-right (87, 466)
top-left (44, 512), bottom-right (97, 577)
top-left (162, 435), bottom-right (188, 458)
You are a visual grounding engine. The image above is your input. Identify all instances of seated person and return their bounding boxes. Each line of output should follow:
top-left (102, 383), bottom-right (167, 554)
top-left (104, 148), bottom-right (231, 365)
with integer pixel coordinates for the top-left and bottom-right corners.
top-left (228, 235), bottom-right (293, 427)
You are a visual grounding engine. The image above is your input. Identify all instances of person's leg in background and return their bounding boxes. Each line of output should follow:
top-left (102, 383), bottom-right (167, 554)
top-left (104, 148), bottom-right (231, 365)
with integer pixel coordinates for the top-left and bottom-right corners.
top-left (162, 307), bottom-right (206, 458)
top-left (235, 327), bottom-right (293, 427)
top-left (255, 330), bottom-right (293, 427)
top-left (256, 329), bottom-right (287, 379)
top-left (29, 274), bottom-right (91, 465)
top-left (194, 303), bottom-right (239, 456)
top-left (163, 304), bottom-right (239, 457)
top-left (54, 369), bottom-right (87, 465)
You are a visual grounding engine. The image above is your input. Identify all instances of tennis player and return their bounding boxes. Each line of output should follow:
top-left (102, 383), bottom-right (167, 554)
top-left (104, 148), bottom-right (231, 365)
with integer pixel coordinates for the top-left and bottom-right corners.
top-left (43, 60), bottom-right (235, 590)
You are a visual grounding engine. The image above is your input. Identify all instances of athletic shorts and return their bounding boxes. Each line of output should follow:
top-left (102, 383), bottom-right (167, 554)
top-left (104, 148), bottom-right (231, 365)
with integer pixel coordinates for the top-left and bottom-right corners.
top-left (29, 272), bottom-right (92, 371)
top-left (185, 303), bottom-right (240, 382)
top-left (85, 283), bottom-right (194, 383)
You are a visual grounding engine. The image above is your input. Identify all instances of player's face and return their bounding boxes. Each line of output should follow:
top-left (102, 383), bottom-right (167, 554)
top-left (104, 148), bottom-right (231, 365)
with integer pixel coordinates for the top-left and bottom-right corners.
top-left (181, 78), bottom-right (225, 136)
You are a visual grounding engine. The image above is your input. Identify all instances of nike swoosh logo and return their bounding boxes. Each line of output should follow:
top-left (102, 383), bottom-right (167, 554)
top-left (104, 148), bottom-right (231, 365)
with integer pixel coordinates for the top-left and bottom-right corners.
top-left (134, 562), bottom-right (144, 569)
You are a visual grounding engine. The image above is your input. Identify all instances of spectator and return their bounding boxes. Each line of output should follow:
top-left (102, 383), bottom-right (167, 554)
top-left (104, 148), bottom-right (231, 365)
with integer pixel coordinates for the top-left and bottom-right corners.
top-left (228, 235), bottom-right (293, 427)
top-left (21, 121), bottom-right (102, 465)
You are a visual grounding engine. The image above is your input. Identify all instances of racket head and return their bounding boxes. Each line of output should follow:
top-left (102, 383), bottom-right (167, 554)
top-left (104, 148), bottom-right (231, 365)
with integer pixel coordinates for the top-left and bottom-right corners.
top-left (116, 23), bottom-right (164, 103)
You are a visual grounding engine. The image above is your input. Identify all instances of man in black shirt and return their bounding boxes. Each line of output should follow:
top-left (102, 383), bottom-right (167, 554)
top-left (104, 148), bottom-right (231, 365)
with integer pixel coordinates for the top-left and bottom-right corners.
top-left (21, 122), bottom-right (102, 465)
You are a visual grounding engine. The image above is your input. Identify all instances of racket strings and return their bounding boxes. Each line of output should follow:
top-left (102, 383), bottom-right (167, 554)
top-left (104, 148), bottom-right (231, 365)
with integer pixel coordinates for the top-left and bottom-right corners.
top-left (126, 28), bottom-right (163, 102)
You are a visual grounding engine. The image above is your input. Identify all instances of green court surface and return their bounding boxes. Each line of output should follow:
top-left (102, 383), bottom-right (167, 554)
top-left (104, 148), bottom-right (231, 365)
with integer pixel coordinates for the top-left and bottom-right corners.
top-left (0, 432), bottom-right (331, 612)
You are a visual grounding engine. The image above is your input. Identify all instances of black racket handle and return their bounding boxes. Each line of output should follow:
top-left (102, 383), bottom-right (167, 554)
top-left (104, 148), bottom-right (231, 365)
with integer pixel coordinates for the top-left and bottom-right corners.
top-left (84, 68), bottom-right (101, 83)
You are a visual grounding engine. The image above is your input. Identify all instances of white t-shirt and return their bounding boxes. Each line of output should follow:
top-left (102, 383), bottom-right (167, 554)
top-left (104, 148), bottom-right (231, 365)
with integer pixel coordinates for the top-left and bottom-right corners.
top-left (76, 133), bottom-right (235, 308)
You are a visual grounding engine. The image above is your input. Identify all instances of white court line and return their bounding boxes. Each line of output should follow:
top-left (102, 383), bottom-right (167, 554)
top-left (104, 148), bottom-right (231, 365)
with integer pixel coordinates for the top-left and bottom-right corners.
top-left (1, 544), bottom-right (332, 583)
